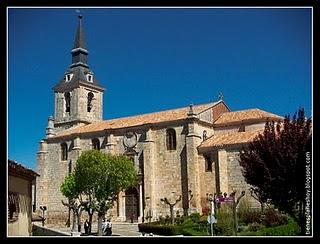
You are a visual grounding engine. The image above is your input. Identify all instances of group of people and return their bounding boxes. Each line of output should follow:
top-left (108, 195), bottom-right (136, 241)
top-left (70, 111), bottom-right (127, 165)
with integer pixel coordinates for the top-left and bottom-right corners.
top-left (83, 218), bottom-right (112, 236)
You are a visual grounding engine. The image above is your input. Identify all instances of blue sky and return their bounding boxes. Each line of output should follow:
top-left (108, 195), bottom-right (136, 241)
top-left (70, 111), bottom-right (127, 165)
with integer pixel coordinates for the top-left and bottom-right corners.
top-left (8, 7), bottom-right (312, 170)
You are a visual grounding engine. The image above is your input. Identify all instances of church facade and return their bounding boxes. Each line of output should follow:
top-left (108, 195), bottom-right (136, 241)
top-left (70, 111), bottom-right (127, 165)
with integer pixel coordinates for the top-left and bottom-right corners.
top-left (36, 16), bottom-right (283, 224)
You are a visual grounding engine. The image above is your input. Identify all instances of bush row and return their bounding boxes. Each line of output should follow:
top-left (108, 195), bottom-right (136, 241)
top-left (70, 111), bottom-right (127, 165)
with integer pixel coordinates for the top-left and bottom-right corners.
top-left (138, 223), bottom-right (182, 236)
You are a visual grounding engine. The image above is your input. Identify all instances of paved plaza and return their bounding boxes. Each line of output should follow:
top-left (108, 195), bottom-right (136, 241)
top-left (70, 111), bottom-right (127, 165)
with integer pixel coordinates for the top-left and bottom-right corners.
top-left (38, 222), bottom-right (141, 236)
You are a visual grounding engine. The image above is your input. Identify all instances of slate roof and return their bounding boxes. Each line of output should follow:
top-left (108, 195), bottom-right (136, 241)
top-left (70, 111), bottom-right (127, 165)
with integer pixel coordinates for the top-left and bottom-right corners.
top-left (73, 14), bottom-right (86, 50)
top-left (53, 15), bottom-right (104, 92)
top-left (214, 108), bottom-right (283, 126)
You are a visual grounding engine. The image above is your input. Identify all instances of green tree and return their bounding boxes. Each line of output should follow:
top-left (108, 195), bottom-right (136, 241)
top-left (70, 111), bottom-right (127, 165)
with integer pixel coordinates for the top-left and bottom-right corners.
top-left (60, 173), bottom-right (84, 232)
top-left (62, 150), bottom-right (137, 236)
top-left (239, 108), bottom-right (312, 235)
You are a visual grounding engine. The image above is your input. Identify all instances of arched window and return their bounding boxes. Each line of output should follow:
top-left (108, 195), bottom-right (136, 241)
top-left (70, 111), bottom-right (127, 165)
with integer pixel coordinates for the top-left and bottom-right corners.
top-left (61, 143), bottom-right (68, 161)
top-left (64, 92), bottom-right (71, 113)
top-left (87, 92), bottom-right (94, 112)
top-left (203, 130), bottom-right (207, 141)
top-left (92, 138), bottom-right (100, 150)
top-left (166, 128), bottom-right (176, 150)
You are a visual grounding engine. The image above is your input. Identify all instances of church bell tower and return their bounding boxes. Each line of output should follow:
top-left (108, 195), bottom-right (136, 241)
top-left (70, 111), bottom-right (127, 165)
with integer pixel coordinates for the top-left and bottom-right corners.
top-left (52, 14), bottom-right (105, 131)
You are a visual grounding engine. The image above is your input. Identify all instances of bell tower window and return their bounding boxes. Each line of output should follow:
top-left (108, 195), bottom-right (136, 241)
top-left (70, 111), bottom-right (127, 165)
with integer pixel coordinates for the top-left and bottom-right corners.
top-left (87, 92), bottom-right (94, 112)
top-left (64, 92), bottom-right (71, 114)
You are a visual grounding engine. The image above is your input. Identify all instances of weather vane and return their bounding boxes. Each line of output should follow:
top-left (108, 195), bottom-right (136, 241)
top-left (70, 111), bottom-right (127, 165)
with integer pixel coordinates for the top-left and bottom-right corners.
top-left (75, 9), bottom-right (82, 18)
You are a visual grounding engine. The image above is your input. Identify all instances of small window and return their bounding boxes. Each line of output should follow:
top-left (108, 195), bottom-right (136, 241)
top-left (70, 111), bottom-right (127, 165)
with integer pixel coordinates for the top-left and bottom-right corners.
top-left (205, 156), bottom-right (212, 172)
top-left (87, 74), bottom-right (93, 82)
top-left (61, 143), bottom-right (68, 161)
top-left (92, 138), bottom-right (100, 150)
top-left (87, 92), bottom-right (94, 112)
top-left (65, 74), bottom-right (73, 82)
top-left (203, 130), bottom-right (207, 141)
top-left (8, 192), bottom-right (20, 223)
top-left (166, 128), bottom-right (176, 150)
top-left (64, 92), bottom-right (71, 113)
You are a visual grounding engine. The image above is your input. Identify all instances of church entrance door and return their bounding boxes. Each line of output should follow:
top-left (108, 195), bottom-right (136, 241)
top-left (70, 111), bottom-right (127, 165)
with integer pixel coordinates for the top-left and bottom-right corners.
top-left (124, 187), bottom-right (139, 222)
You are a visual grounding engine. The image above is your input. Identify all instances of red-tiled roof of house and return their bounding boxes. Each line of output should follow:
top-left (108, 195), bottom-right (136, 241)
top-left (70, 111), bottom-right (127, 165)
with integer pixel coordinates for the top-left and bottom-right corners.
top-left (8, 160), bottom-right (40, 178)
top-left (198, 131), bottom-right (262, 151)
top-left (213, 108), bottom-right (283, 126)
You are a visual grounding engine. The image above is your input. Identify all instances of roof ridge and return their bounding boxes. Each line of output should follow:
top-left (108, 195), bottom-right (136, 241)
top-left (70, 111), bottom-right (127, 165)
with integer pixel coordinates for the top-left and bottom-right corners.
top-left (101, 101), bottom-right (219, 123)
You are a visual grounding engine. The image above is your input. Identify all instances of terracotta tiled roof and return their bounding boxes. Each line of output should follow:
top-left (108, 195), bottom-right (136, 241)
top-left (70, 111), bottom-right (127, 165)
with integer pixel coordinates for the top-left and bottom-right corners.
top-left (53, 101), bottom-right (221, 139)
top-left (8, 160), bottom-right (40, 178)
top-left (198, 131), bottom-right (262, 151)
top-left (214, 108), bottom-right (282, 126)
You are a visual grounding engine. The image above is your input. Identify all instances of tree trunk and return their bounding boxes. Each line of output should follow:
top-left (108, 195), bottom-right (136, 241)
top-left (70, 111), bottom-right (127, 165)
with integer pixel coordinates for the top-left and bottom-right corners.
top-left (88, 212), bottom-right (93, 235)
top-left (77, 210), bottom-right (82, 232)
top-left (71, 209), bottom-right (76, 232)
top-left (97, 212), bottom-right (105, 236)
top-left (66, 207), bottom-right (71, 227)
top-left (170, 205), bottom-right (174, 224)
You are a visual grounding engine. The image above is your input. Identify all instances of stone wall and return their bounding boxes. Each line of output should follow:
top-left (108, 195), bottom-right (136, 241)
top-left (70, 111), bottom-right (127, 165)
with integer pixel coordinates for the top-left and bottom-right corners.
top-left (226, 150), bottom-right (260, 208)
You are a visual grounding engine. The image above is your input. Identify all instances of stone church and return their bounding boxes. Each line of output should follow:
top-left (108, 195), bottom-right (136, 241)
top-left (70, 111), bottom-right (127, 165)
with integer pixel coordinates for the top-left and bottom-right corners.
top-left (36, 15), bottom-right (283, 224)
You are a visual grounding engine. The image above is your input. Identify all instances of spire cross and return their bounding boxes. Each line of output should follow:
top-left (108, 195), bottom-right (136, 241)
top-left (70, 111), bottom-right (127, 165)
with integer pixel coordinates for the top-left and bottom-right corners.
top-left (218, 92), bottom-right (224, 101)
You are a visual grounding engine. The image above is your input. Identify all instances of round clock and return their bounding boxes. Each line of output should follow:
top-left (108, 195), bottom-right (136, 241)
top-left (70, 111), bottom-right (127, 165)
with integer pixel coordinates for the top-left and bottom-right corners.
top-left (123, 131), bottom-right (138, 148)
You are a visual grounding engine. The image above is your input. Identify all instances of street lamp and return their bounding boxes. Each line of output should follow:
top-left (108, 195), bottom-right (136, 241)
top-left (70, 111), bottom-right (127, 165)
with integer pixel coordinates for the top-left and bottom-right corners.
top-left (206, 193), bottom-right (215, 236)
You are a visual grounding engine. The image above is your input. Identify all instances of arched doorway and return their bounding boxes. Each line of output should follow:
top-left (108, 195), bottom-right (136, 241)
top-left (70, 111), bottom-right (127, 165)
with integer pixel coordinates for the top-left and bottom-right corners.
top-left (125, 187), bottom-right (139, 222)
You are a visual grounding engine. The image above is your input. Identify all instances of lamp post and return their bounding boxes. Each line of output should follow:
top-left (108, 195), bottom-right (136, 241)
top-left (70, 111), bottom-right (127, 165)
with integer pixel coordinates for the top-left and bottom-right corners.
top-left (206, 193), bottom-right (215, 236)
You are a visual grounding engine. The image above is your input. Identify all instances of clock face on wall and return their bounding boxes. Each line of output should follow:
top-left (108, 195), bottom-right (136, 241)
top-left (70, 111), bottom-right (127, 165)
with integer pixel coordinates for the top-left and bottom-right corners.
top-left (123, 131), bottom-right (138, 148)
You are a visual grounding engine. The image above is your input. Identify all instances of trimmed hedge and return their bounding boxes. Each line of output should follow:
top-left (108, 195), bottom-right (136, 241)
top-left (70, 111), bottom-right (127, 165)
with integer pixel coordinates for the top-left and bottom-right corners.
top-left (138, 223), bottom-right (182, 236)
top-left (256, 218), bottom-right (301, 236)
top-left (138, 222), bottom-right (210, 236)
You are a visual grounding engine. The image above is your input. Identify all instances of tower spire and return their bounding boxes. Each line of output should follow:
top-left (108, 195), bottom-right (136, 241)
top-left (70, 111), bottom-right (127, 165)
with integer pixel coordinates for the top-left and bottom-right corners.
top-left (73, 14), bottom-right (86, 50)
top-left (70, 14), bottom-right (89, 68)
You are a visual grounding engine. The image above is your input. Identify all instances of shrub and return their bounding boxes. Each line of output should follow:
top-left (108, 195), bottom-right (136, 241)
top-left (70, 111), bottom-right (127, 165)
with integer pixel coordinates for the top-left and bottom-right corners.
top-left (175, 215), bottom-right (189, 226)
top-left (181, 226), bottom-right (209, 236)
top-left (237, 199), bottom-right (262, 225)
top-left (189, 212), bottom-right (201, 223)
top-left (202, 206), bottom-right (210, 215)
top-left (247, 222), bottom-right (264, 232)
top-left (262, 207), bottom-right (287, 227)
top-left (256, 218), bottom-right (301, 236)
top-left (138, 223), bottom-right (182, 235)
top-left (182, 218), bottom-right (194, 227)
top-left (215, 205), bottom-right (234, 236)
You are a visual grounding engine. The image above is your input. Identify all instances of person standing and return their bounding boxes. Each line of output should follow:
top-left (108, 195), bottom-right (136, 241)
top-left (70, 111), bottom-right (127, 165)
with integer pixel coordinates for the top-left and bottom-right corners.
top-left (101, 218), bottom-right (107, 236)
top-left (106, 219), bottom-right (112, 236)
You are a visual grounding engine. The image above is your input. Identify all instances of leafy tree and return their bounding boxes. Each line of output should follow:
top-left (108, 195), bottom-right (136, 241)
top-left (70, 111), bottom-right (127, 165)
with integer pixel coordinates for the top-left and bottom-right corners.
top-left (239, 108), bottom-right (312, 234)
top-left (61, 150), bottom-right (137, 235)
top-left (60, 173), bottom-right (84, 232)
